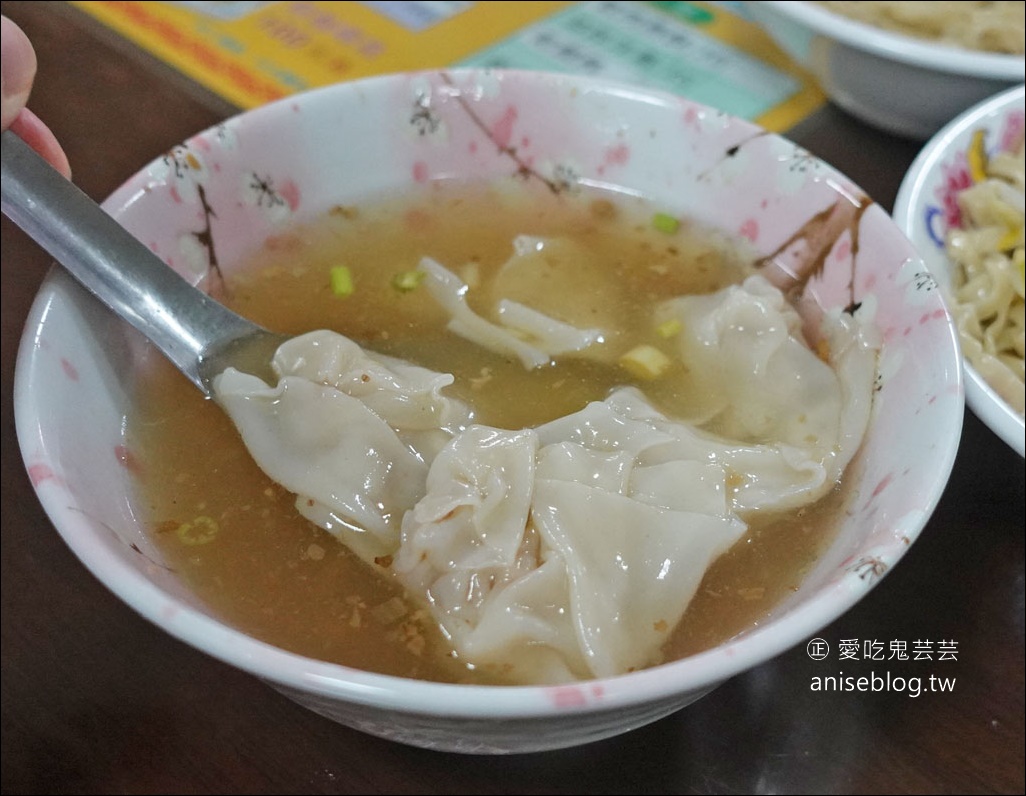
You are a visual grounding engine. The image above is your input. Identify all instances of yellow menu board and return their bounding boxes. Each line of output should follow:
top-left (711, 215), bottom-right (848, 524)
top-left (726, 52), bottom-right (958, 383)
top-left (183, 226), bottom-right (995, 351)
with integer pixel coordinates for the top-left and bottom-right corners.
top-left (72, 1), bottom-right (824, 131)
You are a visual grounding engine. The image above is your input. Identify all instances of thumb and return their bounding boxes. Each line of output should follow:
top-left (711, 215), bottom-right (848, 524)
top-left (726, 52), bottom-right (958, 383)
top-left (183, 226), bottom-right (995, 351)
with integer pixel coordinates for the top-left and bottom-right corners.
top-left (1, 15), bottom-right (39, 131)
top-left (1, 16), bottom-right (70, 178)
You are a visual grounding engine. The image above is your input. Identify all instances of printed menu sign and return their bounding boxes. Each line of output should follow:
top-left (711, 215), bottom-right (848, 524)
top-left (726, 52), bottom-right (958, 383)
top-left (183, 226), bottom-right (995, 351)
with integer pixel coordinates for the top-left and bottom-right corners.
top-left (72, 0), bottom-right (824, 130)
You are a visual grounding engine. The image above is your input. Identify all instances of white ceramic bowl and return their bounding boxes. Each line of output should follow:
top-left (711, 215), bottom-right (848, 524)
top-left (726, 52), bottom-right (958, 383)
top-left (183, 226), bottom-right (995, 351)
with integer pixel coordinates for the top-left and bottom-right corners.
top-left (14, 69), bottom-right (964, 754)
top-left (744, 1), bottom-right (1025, 140)
top-left (894, 84), bottom-right (1025, 457)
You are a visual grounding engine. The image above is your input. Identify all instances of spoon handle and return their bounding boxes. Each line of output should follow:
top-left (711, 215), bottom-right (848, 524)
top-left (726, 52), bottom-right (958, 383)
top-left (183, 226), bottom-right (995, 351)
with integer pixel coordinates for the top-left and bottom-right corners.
top-left (1, 129), bottom-right (260, 395)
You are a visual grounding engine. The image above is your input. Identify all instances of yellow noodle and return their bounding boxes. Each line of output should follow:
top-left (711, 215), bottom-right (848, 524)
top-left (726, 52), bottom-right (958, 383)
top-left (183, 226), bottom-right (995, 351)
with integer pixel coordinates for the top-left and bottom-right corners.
top-left (944, 139), bottom-right (1025, 415)
top-left (816, 1), bottom-right (1025, 54)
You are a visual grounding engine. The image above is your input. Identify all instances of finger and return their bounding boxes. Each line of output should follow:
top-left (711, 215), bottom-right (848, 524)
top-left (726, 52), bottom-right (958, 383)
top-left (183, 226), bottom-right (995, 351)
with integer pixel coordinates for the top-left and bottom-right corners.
top-left (1, 15), bottom-right (38, 130)
top-left (10, 108), bottom-right (72, 178)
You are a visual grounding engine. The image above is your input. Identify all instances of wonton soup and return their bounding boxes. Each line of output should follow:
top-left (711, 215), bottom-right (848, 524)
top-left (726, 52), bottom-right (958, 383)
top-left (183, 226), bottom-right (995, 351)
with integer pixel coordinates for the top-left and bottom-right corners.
top-left (127, 180), bottom-right (871, 686)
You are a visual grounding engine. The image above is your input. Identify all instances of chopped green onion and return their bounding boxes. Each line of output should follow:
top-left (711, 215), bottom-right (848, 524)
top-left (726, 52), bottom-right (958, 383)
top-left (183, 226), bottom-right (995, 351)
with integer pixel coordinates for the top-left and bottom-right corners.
top-left (391, 269), bottom-right (426, 293)
top-left (175, 516), bottom-right (219, 546)
top-left (652, 212), bottom-right (680, 234)
top-left (619, 345), bottom-right (672, 379)
top-left (656, 318), bottom-right (682, 338)
top-left (330, 265), bottom-right (354, 297)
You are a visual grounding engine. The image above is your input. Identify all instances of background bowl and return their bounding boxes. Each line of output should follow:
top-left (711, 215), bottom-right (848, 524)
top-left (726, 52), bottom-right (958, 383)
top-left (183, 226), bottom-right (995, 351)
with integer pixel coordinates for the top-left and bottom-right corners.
top-left (894, 84), bottom-right (1025, 457)
top-left (744, 1), bottom-right (1025, 140)
top-left (14, 68), bottom-right (963, 754)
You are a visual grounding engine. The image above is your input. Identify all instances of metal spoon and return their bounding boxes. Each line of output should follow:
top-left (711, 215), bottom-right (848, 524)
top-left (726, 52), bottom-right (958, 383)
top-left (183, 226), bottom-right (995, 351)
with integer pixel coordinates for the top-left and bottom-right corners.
top-left (1, 129), bottom-right (287, 395)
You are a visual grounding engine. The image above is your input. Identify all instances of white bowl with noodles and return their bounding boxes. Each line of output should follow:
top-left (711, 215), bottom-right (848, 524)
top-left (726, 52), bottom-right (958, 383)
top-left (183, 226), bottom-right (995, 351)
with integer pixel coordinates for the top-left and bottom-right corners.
top-left (15, 69), bottom-right (964, 754)
top-left (743, 1), bottom-right (1025, 140)
top-left (894, 84), bottom-right (1025, 457)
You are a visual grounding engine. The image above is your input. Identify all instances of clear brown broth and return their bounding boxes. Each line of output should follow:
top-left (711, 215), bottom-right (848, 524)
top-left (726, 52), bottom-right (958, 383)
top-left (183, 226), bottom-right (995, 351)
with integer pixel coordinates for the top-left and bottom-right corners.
top-left (127, 181), bottom-right (845, 685)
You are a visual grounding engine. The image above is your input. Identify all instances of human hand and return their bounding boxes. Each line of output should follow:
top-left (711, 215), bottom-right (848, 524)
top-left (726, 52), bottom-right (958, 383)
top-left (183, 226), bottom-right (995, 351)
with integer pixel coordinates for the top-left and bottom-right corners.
top-left (2, 14), bottom-right (70, 177)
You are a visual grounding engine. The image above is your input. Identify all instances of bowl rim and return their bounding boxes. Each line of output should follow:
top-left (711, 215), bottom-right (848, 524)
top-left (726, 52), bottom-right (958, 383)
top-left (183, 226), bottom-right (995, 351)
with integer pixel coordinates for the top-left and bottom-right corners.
top-left (893, 83), bottom-right (1025, 458)
top-left (13, 66), bottom-right (967, 719)
top-left (756, 0), bottom-right (1025, 80)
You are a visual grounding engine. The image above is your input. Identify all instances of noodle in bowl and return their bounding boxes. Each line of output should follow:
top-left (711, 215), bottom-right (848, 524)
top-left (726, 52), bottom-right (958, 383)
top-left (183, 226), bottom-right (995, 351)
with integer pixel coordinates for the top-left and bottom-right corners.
top-left (814, 2), bottom-right (1023, 55)
top-left (895, 84), bottom-right (1025, 457)
top-left (744, 1), bottom-right (1025, 139)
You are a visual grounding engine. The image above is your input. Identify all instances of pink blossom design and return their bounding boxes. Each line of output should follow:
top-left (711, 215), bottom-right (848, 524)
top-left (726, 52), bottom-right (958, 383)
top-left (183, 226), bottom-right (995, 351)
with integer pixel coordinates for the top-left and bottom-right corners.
top-left (27, 463), bottom-right (57, 486)
top-left (60, 358), bottom-right (79, 381)
top-left (739, 218), bottom-right (758, 242)
top-left (934, 153), bottom-right (971, 230)
top-left (999, 109), bottom-right (1025, 152)
top-left (490, 105), bottom-right (518, 150)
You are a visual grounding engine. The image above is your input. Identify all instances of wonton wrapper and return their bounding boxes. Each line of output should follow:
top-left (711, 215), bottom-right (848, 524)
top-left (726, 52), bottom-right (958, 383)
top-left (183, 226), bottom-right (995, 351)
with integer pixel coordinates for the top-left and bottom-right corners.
top-left (213, 276), bottom-right (877, 684)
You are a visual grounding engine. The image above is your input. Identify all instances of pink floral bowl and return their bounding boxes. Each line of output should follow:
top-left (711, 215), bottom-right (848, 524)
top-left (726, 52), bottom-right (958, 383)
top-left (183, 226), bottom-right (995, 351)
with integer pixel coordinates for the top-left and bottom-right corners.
top-left (14, 69), bottom-right (963, 754)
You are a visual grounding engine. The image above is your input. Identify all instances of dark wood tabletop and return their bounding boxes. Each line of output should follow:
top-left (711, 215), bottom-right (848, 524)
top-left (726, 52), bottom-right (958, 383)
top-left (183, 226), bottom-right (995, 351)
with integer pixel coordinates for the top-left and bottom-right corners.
top-left (1, 2), bottom-right (1023, 793)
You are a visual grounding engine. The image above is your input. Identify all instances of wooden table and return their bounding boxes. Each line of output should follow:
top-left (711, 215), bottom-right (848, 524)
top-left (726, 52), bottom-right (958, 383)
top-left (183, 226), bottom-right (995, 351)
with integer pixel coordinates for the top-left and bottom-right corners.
top-left (2, 3), bottom-right (1023, 793)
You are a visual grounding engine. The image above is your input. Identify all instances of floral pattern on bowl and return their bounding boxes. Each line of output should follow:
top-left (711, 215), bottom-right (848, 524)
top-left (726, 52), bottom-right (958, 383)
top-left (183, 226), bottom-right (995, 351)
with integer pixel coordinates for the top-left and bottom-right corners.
top-left (926, 108), bottom-right (1024, 241)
